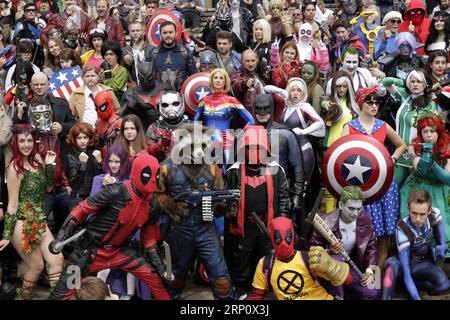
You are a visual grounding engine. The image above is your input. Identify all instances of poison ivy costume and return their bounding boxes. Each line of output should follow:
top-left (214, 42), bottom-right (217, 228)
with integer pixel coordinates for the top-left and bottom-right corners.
top-left (3, 164), bottom-right (53, 254)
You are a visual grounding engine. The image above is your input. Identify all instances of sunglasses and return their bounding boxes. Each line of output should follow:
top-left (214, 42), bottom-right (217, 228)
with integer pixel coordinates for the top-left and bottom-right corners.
top-left (89, 28), bottom-right (106, 35)
top-left (390, 19), bottom-right (401, 24)
top-left (25, 8), bottom-right (36, 12)
top-left (364, 100), bottom-right (380, 106)
top-left (292, 13), bottom-right (301, 16)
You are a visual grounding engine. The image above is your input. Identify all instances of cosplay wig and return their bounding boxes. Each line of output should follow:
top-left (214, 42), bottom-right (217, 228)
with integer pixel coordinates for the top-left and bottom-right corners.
top-left (66, 122), bottom-right (99, 149)
top-left (10, 124), bottom-right (39, 175)
top-left (413, 113), bottom-right (450, 164)
top-left (102, 143), bottom-right (131, 181)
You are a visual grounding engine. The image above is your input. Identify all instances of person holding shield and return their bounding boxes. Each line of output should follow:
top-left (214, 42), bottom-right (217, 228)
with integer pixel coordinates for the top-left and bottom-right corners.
top-left (341, 86), bottom-right (406, 270)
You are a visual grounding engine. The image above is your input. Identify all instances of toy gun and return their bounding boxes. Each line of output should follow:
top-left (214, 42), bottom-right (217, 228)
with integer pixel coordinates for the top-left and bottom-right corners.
top-left (174, 189), bottom-right (241, 222)
top-left (307, 188), bottom-right (364, 277)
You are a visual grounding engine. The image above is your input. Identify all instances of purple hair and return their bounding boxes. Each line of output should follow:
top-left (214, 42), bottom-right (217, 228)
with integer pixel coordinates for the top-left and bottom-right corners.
top-left (395, 32), bottom-right (416, 57)
top-left (103, 143), bottom-right (131, 181)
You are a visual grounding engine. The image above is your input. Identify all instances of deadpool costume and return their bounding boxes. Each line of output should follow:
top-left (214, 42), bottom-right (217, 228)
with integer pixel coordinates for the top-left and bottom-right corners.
top-left (146, 91), bottom-right (191, 162)
top-left (48, 152), bottom-right (171, 300)
top-left (248, 216), bottom-right (352, 300)
top-left (120, 62), bottom-right (172, 130)
top-left (95, 91), bottom-right (123, 160)
top-left (224, 125), bottom-right (290, 293)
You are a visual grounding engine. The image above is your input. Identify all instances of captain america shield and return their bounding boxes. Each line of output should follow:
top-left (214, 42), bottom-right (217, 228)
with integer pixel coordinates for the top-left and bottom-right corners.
top-left (145, 10), bottom-right (182, 47)
top-left (181, 72), bottom-right (212, 116)
top-left (322, 135), bottom-right (394, 204)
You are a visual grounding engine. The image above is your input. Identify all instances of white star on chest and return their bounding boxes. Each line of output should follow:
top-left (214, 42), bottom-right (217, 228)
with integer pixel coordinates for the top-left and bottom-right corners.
top-left (343, 156), bottom-right (371, 184)
top-left (195, 87), bottom-right (210, 101)
top-left (56, 72), bottom-right (68, 84)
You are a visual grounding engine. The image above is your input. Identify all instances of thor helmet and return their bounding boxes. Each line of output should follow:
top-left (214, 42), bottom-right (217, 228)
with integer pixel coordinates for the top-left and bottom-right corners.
top-left (29, 103), bottom-right (53, 133)
top-left (159, 91), bottom-right (185, 121)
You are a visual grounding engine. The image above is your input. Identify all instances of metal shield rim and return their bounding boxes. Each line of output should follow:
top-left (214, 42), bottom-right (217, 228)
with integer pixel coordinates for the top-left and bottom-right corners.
top-left (181, 72), bottom-right (211, 116)
top-left (145, 9), bottom-right (182, 47)
top-left (321, 135), bottom-right (394, 203)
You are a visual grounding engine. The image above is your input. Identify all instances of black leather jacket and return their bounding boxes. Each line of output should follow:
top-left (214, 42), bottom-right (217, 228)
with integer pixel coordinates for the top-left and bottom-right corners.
top-left (225, 161), bottom-right (290, 218)
top-left (63, 147), bottom-right (103, 197)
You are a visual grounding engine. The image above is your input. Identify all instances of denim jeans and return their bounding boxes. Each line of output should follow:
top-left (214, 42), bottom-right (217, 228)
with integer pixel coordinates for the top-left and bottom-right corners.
top-left (44, 187), bottom-right (71, 232)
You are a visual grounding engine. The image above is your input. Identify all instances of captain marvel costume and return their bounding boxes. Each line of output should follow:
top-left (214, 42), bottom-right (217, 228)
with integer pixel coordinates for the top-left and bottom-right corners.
top-left (48, 152), bottom-right (171, 300)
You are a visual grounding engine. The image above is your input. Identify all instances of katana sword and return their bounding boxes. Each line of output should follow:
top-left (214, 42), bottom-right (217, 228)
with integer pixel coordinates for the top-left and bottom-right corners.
top-left (162, 241), bottom-right (174, 281)
top-left (51, 229), bottom-right (87, 254)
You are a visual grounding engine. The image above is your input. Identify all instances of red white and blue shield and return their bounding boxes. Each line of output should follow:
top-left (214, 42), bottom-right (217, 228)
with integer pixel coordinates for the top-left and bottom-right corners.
top-left (145, 10), bottom-right (182, 47)
top-left (181, 72), bottom-right (212, 117)
top-left (322, 135), bottom-right (394, 204)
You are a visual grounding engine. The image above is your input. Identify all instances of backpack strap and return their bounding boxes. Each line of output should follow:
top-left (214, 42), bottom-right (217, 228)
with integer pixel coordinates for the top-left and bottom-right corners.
top-left (397, 219), bottom-right (415, 248)
top-left (262, 252), bottom-right (275, 294)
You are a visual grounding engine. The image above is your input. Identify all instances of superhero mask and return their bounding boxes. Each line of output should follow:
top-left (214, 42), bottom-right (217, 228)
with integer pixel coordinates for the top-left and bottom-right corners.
top-left (270, 216), bottom-right (295, 260)
top-left (406, 9), bottom-right (424, 25)
top-left (47, 28), bottom-right (64, 43)
top-left (254, 94), bottom-right (274, 128)
top-left (130, 152), bottom-right (160, 198)
top-left (238, 125), bottom-right (271, 165)
top-left (95, 91), bottom-right (114, 120)
top-left (339, 199), bottom-right (363, 223)
top-left (29, 103), bottom-right (53, 133)
top-left (298, 23), bottom-right (313, 44)
top-left (159, 91), bottom-right (185, 122)
top-left (399, 42), bottom-right (411, 57)
top-left (138, 62), bottom-right (155, 90)
top-left (216, 5), bottom-right (232, 31)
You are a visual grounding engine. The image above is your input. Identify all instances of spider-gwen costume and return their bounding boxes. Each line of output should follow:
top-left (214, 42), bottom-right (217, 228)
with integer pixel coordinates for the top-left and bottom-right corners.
top-left (382, 208), bottom-right (450, 300)
top-left (48, 152), bottom-right (171, 300)
top-left (95, 91), bottom-right (122, 159)
top-left (193, 91), bottom-right (254, 167)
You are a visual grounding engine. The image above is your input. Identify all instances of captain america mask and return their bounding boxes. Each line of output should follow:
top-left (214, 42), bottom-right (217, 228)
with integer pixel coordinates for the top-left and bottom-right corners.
top-left (271, 217), bottom-right (295, 260)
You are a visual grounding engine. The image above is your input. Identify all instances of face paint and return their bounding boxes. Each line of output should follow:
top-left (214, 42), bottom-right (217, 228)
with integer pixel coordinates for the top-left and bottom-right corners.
top-left (339, 199), bottom-right (363, 223)
top-left (342, 53), bottom-right (359, 74)
top-left (301, 64), bottom-right (315, 84)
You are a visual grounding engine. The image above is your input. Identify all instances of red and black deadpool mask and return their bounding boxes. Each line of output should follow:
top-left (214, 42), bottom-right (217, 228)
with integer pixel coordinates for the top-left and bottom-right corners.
top-left (407, 9), bottom-right (424, 25)
top-left (95, 91), bottom-right (114, 120)
top-left (270, 217), bottom-right (295, 260)
top-left (130, 152), bottom-right (160, 199)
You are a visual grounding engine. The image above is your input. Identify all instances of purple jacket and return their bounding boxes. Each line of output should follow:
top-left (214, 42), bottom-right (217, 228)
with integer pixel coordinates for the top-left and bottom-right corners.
top-left (309, 209), bottom-right (378, 270)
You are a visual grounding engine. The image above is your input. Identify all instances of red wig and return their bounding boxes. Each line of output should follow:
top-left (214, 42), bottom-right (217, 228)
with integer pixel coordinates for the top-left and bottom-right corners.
top-left (413, 115), bottom-right (450, 164)
top-left (10, 125), bottom-right (40, 175)
top-left (66, 123), bottom-right (99, 149)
